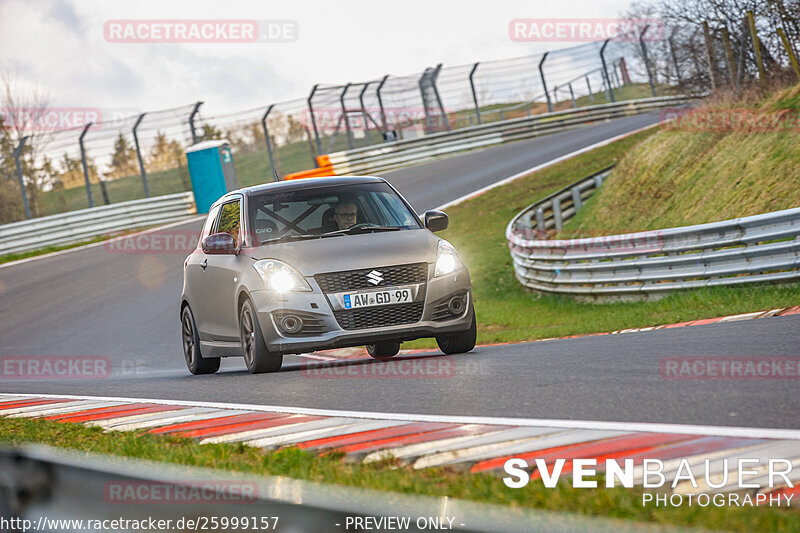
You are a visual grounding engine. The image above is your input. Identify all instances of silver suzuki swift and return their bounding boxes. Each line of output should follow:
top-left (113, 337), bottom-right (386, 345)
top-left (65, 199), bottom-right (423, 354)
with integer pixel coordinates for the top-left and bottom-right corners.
top-left (181, 176), bottom-right (476, 374)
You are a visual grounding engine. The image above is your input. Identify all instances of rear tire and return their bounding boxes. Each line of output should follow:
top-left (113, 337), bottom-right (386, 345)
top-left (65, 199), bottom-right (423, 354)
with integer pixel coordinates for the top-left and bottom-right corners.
top-left (182, 305), bottom-right (220, 375)
top-left (240, 298), bottom-right (282, 373)
top-left (366, 342), bottom-right (401, 358)
top-left (436, 308), bottom-right (477, 355)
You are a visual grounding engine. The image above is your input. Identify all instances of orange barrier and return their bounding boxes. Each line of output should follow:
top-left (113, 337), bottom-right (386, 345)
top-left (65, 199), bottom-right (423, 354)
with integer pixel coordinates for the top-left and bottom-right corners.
top-left (282, 154), bottom-right (336, 180)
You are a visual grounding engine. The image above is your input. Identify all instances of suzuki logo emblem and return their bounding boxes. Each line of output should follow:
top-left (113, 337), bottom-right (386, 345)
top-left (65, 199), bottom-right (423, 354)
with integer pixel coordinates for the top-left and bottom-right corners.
top-left (366, 270), bottom-right (383, 285)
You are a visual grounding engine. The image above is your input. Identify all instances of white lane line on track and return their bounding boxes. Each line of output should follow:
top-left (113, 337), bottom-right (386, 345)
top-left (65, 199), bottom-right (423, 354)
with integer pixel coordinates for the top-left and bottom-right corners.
top-left (11, 392), bottom-right (800, 441)
top-left (0, 215), bottom-right (205, 270)
top-left (434, 121), bottom-right (661, 211)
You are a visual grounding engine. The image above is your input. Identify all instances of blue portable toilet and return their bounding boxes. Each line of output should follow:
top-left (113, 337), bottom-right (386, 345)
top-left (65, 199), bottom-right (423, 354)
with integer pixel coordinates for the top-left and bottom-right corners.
top-left (185, 140), bottom-right (239, 214)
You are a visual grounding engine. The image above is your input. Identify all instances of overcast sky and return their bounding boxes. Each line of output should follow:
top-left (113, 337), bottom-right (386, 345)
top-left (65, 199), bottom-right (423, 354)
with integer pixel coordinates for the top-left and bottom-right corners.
top-left (0, 0), bottom-right (635, 117)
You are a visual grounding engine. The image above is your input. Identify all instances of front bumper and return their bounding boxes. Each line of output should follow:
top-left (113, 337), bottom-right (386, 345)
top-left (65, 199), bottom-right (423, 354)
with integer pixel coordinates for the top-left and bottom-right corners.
top-left (249, 266), bottom-right (472, 354)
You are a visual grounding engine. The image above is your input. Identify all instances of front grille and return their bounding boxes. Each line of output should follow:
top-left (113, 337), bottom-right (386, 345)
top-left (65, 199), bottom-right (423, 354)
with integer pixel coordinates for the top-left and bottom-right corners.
top-left (272, 311), bottom-right (328, 336)
top-left (315, 263), bottom-right (428, 293)
top-left (334, 302), bottom-right (424, 330)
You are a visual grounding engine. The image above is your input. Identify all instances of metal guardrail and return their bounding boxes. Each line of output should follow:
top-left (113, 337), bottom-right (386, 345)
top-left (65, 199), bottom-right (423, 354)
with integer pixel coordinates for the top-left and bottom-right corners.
top-left (506, 168), bottom-right (800, 297)
top-left (0, 193), bottom-right (196, 256)
top-left (324, 95), bottom-right (697, 176)
top-left (0, 445), bottom-right (681, 533)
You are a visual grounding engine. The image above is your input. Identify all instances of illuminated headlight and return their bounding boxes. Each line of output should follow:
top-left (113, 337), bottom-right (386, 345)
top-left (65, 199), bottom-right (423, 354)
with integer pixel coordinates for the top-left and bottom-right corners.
top-left (253, 260), bottom-right (311, 292)
top-left (435, 240), bottom-right (463, 277)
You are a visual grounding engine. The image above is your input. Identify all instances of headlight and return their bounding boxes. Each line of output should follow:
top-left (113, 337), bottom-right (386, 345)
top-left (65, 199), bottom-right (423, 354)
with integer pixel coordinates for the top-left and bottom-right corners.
top-left (435, 240), bottom-right (463, 277)
top-left (252, 260), bottom-right (311, 292)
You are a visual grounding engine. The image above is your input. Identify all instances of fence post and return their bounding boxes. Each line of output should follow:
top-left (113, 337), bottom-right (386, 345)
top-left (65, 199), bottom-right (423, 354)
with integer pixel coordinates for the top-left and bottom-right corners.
top-left (261, 104), bottom-right (279, 179)
top-left (132, 113), bottom-right (150, 198)
top-left (12, 136), bottom-right (31, 220)
top-left (669, 31), bottom-right (682, 84)
top-left (701, 21), bottom-right (718, 90)
top-left (585, 75), bottom-right (594, 103)
top-left (468, 62), bottom-right (482, 124)
top-left (568, 82), bottom-right (577, 108)
top-left (376, 75), bottom-right (389, 132)
top-left (431, 64), bottom-right (450, 131)
top-left (78, 123), bottom-right (95, 208)
top-left (358, 82), bottom-right (373, 144)
top-left (777, 27), bottom-right (800, 82)
top-left (188, 101), bottom-right (203, 145)
top-left (639, 25), bottom-right (657, 97)
top-left (340, 83), bottom-right (353, 150)
top-left (538, 52), bottom-right (553, 113)
top-left (599, 40), bottom-right (615, 102)
top-left (747, 11), bottom-right (767, 88)
top-left (307, 84), bottom-right (322, 155)
top-left (720, 27), bottom-right (738, 88)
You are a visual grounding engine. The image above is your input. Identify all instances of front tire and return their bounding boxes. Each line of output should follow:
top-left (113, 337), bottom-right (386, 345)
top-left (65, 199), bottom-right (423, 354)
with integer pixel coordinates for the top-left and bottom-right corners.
top-left (366, 342), bottom-right (401, 358)
top-left (181, 305), bottom-right (220, 375)
top-left (436, 308), bottom-right (477, 355)
top-left (240, 298), bottom-right (282, 373)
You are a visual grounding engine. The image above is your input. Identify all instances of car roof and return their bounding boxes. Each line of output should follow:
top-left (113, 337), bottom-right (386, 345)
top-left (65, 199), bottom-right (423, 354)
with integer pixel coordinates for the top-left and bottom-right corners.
top-left (231, 176), bottom-right (387, 199)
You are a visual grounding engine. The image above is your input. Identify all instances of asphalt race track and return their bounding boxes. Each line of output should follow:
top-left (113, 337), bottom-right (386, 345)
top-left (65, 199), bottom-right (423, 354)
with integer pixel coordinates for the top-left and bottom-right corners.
top-left (3, 111), bottom-right (798, 429)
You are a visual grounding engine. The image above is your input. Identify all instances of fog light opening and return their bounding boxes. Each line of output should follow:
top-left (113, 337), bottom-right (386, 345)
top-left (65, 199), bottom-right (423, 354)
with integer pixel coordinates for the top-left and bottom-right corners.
top-left (280, 315), bottom-right (303, 334)
top-left (448, 296), bottom-right (465, 316)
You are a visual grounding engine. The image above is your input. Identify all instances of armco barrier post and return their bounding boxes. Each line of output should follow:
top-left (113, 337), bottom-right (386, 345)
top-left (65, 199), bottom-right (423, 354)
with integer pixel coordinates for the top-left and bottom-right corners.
top-left (640, 25), bottom-right (657, 97)
top-left (599, 41), bottom-right (615, 102)
top-left (469, 62), bottom-right (482, 125)
top-left (78, 123), bottom-right (94, 208)
top-left (12, 136), bottom-right (32, 220)
top-left (307, 84), bottom-right (322, 155)
top-left (552, 197), bottom-right (563, 231)
top-left (188, 101), bottom-right (203, 145)
top-left (340, 83), bottom-right (354, 150)
top-left (538, 52), bottom-right (553, 113)
top-left (261, 104), bottom-right (279, 179)
top-left (132, 113), bottom-right (150, 198)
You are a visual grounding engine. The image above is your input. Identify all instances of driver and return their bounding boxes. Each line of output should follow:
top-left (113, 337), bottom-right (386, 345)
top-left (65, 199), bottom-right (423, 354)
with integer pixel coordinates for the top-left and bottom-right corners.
top-left (333, 200), bottom-right (358, 230)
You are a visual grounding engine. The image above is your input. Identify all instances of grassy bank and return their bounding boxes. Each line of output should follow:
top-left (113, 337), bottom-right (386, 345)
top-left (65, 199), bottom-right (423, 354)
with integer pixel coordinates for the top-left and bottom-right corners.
top-left (561, 85), bottom-right (800, 237)
top-left (1, 417), bottom-right (796, 532)
top-left (402, 126), bottom-right (800, 348)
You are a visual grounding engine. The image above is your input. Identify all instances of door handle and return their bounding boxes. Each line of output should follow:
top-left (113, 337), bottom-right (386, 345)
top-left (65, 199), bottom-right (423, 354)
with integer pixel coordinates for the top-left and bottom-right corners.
top-left (201, 259), bottom-right (208, 270)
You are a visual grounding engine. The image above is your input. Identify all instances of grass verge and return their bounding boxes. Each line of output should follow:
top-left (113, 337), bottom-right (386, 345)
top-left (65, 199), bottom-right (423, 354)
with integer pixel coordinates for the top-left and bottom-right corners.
top-left (402, 127), bottom-right (800, 348)
top-left (0, 417), bottom-right (797, 532)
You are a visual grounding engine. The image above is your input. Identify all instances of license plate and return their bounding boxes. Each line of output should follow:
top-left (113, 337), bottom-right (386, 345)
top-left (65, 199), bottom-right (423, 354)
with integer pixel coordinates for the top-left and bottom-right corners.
top-left (343, 288), bottom-right (412, 309)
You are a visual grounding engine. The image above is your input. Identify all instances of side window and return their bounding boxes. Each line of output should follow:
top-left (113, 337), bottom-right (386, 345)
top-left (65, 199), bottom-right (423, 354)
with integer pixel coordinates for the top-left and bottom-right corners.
top-left (198, 205), bottom-right (221, 247)
top-left (218, 200), bottom-right (242, 247)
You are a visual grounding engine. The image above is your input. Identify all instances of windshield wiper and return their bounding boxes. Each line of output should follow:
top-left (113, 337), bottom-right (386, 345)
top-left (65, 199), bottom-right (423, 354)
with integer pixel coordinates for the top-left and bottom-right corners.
top-left (260, 233), bottom-right (336, 245)
top-left (321, 225), bottom-right (403, 237)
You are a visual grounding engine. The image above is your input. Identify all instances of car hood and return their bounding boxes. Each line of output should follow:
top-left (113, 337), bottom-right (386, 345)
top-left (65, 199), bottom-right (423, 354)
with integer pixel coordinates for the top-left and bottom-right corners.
top-left (248, 228), bottom-right (441, 276)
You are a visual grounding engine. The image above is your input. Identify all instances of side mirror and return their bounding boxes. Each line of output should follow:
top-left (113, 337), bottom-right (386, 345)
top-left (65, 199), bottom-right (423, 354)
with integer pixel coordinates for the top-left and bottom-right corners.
top-left (202, 232), bottom-right (237, 254)
top-left (424, 210), bottom-right (449, 232)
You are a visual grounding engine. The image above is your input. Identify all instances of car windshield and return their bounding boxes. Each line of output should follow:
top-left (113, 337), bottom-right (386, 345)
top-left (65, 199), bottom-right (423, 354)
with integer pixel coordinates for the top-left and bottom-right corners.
top-left (248, 182), bottom-right (421, 245)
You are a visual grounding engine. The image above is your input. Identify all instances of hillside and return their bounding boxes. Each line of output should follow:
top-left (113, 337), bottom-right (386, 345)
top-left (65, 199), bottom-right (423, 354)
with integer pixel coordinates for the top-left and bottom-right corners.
top-left (560, 85), bottom-right (800, 237)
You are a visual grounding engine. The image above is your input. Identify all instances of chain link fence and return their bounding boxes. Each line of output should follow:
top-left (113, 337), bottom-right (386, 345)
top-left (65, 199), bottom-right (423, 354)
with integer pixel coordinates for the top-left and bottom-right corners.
top-left (0, 36), bottom-right (707, 224)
